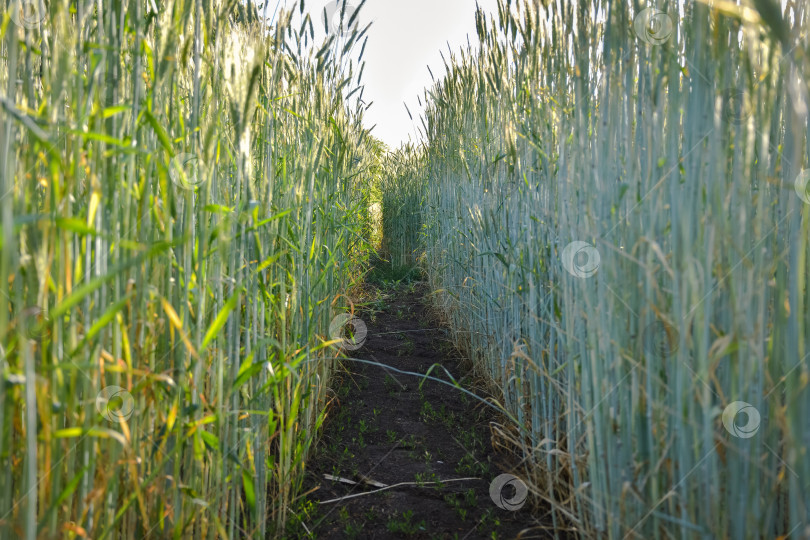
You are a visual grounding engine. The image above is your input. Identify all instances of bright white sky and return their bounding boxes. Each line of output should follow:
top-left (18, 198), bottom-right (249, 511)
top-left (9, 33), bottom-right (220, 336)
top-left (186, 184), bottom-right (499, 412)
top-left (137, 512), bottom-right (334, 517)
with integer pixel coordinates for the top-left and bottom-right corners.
top-left (272, 0), bottom-right (500, 149)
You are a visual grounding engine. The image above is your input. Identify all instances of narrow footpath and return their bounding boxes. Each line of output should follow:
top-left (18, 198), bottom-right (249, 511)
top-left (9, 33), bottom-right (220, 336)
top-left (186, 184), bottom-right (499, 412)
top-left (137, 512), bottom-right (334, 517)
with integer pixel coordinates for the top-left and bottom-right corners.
top-left (292, 277), bottom-right (555, 539)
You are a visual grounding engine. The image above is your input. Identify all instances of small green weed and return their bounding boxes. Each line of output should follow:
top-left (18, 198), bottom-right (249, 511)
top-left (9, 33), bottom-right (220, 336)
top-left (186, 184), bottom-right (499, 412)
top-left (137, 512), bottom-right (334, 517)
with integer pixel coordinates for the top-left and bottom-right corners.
top-left (386, 510), bottom-right (426, 535)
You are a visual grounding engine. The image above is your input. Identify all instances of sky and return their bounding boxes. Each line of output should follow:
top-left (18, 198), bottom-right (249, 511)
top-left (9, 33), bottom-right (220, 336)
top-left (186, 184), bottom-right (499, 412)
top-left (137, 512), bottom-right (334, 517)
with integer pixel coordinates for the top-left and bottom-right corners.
top-left (273, 0), bottom-right (500, 149)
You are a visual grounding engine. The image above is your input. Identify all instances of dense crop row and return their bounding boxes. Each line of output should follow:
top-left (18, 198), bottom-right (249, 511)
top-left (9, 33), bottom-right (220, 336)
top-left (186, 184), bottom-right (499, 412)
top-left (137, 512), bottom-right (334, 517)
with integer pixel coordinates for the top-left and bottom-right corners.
top-left (384, 1), bottom-right (809, 538)
top-left (0, 0), bottom-right (374, 537)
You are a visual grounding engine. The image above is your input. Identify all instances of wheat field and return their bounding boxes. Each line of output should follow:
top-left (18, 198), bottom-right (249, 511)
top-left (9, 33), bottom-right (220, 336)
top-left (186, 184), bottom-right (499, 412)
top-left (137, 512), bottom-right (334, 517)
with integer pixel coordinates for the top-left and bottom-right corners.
top-left (1, 0), bottom-right (378, 536)
top-left (1, 0), bottom-right (809, 538)
top-left (383, 0), bottom-right (810, 538)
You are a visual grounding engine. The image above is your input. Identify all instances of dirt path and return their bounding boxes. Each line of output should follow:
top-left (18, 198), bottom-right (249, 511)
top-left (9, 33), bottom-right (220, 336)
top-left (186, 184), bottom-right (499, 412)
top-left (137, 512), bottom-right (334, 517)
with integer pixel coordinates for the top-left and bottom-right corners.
top-left (291, 281), bottom-right (553, 539)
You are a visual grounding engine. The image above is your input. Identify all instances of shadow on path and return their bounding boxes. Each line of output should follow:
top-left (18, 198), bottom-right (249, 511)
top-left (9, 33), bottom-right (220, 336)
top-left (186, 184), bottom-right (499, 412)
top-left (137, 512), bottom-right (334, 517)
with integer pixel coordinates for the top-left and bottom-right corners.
top-left (291, 281), bottom-right (557, 539)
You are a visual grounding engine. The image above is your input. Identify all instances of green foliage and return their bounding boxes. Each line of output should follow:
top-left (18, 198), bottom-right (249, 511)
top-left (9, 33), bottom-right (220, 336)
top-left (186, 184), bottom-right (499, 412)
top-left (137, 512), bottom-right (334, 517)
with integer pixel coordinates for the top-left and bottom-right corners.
top-left (386, 510), bottom-right (426, 535)
top-left (380, 146), bottom-right (426, 267)
top-left (0, 0), bottom-right (375, 537)
top-left (365, 254), bottom-right (422, 287)
top-left (382, 1), bottom-right (810, 538)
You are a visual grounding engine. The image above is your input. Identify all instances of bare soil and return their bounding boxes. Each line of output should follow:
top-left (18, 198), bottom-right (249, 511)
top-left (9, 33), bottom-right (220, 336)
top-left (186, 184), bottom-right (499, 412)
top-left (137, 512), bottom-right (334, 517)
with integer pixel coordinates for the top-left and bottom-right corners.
top-left (291, 282), bottom-right (557, 539)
